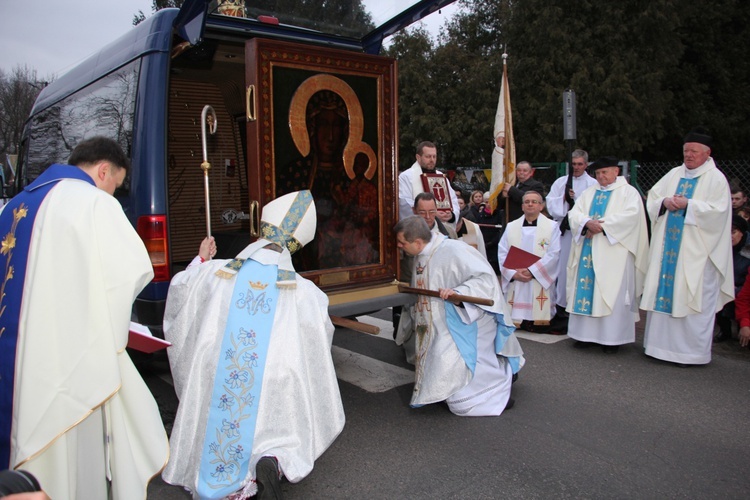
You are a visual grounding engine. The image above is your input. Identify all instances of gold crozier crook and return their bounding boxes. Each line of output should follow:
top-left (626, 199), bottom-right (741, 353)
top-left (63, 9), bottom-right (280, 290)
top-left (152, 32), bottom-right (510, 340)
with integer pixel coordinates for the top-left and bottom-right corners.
top-left (200, 105), bottom-right (218, 239)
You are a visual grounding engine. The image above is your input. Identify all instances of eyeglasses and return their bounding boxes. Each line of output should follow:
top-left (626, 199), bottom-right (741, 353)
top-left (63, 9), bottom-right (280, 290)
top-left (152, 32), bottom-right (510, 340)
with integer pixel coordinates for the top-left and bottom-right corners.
top-left (572, 162), bottom-right (586, 166)
top-left (523, 200), bottom-right (542, 205)
top-left (417, 210), bottom-right (438, 216)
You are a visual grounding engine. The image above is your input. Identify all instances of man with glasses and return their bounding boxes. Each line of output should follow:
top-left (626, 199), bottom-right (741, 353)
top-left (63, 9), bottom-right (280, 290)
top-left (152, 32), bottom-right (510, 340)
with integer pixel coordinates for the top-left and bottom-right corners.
top-left (546, 149), bottom-right (597, 331)
top-left (498, 191), bottom-right (561, 333)
top-left (394, 192), bottom-right (458, 343)
top-left (413, 192), bottom-right (457, 238)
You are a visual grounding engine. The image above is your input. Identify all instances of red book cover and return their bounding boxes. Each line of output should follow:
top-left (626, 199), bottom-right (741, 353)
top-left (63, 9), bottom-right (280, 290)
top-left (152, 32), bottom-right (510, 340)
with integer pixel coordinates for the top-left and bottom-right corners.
top-left (420, 173), bottom-right (453, 211)
top-left (128, 322), bottom-right (171, 353)
top-left (503, 245), bottom-right (541, 269)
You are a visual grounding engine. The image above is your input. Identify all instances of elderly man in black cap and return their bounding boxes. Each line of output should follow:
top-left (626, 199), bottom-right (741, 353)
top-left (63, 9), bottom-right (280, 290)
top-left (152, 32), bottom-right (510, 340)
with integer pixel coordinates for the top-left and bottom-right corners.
top-left (642, 127), bottom-right (734, 366)
top-left (566, 156), bottom-right (649, 353)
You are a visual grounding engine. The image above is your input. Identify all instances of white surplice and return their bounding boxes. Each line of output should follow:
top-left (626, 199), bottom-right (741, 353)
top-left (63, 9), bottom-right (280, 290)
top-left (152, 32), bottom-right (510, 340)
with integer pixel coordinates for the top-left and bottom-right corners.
top-left (642, 158), bottom-right (733, 364)
top-left (163, 247), bottom-right (345, 497)
top-left (9, 179), bottom-right (168, 500)
top-left (497, 214), bottom-right (560, 323)
top-left (398, 162), bottom-right (460, 221)
top-left (566, 177), bottom-right (649, 345)
top-left (546, 172), bottom-right (598, 307)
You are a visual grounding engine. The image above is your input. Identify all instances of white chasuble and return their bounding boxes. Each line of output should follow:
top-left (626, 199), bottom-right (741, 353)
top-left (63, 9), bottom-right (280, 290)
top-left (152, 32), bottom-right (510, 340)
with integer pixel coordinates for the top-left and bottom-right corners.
top-left (163, 248), bottom-right (345, 497)
top-left (498, 215), bottom-right (560, 323)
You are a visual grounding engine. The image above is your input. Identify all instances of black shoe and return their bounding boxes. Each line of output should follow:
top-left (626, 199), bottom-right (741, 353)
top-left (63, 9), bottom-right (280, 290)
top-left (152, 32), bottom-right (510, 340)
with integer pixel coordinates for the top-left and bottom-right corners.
top-left (504, 397), bottom-right (515, 411)
top-left (256, 457), bottom-right (283, 499)
top-left (713, 331), bottom-right (731, 343)
top-left (602, 345), bottom-right (620, 354)
top-left (573, 340), bottom-right (592, 349)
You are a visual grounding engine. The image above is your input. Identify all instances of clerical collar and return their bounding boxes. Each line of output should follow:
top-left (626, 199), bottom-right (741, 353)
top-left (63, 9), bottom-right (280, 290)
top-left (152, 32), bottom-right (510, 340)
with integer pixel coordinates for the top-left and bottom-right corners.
top-left (418, 233), bottom-right (446, 256)
top-left (523, 218), bottom-right (538, 227)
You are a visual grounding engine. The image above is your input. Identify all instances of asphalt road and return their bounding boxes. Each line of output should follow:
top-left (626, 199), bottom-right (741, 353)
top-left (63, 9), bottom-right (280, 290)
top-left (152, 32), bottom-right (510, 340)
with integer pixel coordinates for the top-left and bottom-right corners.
top-left (141, 310), bottom-right (750, 499)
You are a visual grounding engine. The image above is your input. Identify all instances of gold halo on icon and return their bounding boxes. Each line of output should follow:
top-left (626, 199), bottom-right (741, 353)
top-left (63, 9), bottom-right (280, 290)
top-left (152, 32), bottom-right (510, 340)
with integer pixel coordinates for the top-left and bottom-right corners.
top-left (289, 74), bottom-right (377, 180)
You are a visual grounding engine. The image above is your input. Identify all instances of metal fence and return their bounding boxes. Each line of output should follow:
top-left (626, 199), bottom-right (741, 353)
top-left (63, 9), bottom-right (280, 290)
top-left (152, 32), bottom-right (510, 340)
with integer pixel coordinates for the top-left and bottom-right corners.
top-left (632, 159), bottom-right (750, 196)
top-left (449, 159), bottom-right (750, 199)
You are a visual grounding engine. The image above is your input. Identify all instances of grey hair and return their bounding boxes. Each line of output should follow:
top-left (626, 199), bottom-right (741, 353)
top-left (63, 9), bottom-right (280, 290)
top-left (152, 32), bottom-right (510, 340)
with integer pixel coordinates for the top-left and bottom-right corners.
top-left (394, 216), bottom-right (432, 243)
top-left (572, 149), bottom-right (588, 162)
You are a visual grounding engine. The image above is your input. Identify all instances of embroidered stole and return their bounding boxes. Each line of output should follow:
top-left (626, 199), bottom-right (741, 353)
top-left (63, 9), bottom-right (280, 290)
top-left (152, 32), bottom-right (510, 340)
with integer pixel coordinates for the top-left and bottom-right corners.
top-left (505, 217), bottom-right (554, 323)
top-left (573, 190), bottom-right (612, 315)
top-left (0, 165), bottom-right (94, 468)
top-left (412, 237), bottom-right (445, 398)
top-left (654, 177), bottom-right (698, 314)
top-left (197, 260), bottom-right (280, 499)
top-left (461, 219), bottom-right (480, 251)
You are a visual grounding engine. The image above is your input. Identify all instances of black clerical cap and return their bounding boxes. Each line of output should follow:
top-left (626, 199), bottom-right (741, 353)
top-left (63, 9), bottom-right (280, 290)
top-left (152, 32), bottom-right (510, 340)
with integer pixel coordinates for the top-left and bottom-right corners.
top-left (590, 156), bottom-right (620, 171)
top-left (683, 126), bottom-right (713, 148)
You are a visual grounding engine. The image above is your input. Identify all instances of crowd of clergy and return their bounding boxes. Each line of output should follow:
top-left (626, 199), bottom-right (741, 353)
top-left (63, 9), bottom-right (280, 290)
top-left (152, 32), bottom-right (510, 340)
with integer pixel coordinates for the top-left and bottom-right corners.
top-left (1, 125), bottom-right (742, 500)
top-left (434, 127), bottom-right (738, 368)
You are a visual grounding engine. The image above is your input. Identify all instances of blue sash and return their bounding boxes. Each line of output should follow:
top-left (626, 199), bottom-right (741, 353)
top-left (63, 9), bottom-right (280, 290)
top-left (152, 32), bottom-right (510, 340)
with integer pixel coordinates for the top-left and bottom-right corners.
top-left (654, 178), bottom-right (698, 313)
top-left (0, 165), bottom-right (95, 467)
top-left (197, 259), bottom-right (280, 499)
top-left (445, 303), bottom-right (478, 374)
top-left (444, 303), bottom-right (519, 375)
top-left (572, 190), bottom-right (612, 315)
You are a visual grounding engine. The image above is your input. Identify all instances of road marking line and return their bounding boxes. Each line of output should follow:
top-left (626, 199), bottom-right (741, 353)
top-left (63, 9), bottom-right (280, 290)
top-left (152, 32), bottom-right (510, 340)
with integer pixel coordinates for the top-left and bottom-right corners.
top-left (331, 345), bottom-right (414, 393)
top-left (514, 330), bottom-right (570, 344)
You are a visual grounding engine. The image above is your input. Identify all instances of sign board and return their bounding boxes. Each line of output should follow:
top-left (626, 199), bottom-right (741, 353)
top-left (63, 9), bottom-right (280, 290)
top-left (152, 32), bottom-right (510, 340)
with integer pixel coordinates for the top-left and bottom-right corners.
top-left (563, 89), bottom-right (576, 141)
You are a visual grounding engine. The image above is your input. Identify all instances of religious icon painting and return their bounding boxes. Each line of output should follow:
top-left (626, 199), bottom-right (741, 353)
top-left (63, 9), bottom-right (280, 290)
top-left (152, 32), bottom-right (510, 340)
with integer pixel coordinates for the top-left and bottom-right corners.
top-left (245, 38), bottom-right (398, 292)
top-left (420, 173), bottom-right (453, 212)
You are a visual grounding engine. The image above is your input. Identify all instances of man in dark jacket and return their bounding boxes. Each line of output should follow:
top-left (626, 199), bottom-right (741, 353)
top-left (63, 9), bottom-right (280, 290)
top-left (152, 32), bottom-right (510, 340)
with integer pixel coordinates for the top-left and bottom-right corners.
top-left (501, 161), bottom-right (545, 222)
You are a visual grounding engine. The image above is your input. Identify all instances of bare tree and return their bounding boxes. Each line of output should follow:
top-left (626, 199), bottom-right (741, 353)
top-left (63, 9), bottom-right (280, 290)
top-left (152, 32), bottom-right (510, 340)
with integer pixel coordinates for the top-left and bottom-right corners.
top-left (0, 65), bottom-right (47, 159)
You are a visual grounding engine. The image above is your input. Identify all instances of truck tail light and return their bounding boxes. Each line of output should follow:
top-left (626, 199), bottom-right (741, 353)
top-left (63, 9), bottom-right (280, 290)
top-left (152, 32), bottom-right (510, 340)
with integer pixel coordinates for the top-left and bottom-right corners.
top-left (137, 215), bottom-right (170, 282)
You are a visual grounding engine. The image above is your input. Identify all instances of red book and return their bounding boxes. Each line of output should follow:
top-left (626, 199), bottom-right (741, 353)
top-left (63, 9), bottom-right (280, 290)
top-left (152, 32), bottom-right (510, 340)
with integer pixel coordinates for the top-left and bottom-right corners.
top-left (420, 173), bottom-right (453, 212)
top-left (503, 245), bottom-right (541, 270)
top-left (128, 322), bottom-right (171, 353)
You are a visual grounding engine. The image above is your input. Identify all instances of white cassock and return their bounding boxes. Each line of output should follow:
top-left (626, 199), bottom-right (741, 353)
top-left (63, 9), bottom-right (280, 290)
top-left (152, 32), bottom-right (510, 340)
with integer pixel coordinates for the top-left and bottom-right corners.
top-left (5, 177), bottom-right (168, 499)
top-left (497, 214), bottom-right (560, 323)
top-left (398, 161), bottom-right (460, 221)
top-left (396, 234), bottom-right (524, 416)
top-left (163, 247), bottom-right (345, 496)
top-left (546, 172), bottom-right (598, 307)
top-left (642, 158), bottom-right (733, 364)
top-left (566, 177), bottom-right (649, 345)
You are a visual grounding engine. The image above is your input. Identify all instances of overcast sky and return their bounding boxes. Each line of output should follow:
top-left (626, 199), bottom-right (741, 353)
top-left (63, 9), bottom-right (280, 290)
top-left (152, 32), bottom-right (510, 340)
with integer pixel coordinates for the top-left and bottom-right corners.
top-left (0, 0), bottom-right (456, 80)
top-left (0, 0), bottom-right (154, 79)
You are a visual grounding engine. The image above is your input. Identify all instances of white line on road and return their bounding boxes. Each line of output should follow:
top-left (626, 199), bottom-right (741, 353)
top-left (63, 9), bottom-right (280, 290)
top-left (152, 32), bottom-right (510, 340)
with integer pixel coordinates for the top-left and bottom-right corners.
top-left (514, 331), bottom-right (571, 344)
top-left (331, 345), bottom-right (414, 393)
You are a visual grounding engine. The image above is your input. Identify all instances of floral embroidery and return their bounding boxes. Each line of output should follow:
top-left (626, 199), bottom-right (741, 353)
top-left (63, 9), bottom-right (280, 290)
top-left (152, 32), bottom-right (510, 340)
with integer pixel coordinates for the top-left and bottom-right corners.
top-left (1, 204), bottom-right (28, 338)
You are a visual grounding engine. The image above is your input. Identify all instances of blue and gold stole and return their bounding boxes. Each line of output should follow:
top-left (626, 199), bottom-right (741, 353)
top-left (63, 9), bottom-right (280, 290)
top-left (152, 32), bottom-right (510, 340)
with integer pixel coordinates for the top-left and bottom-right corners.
top-left (197, 259), bottom-right (280, 499)
top-left (654, 178), bottom-right (698, 313)
top-left (0, 165), bottom-right (95, 468)
top-left (572, 189), bottom-right (612, 315)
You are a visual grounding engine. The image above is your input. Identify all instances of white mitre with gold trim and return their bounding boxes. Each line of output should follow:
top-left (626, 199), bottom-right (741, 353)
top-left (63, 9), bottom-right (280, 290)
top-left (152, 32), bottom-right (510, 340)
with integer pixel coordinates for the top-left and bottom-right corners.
top-left (216, 190), bottom-right (316, 286)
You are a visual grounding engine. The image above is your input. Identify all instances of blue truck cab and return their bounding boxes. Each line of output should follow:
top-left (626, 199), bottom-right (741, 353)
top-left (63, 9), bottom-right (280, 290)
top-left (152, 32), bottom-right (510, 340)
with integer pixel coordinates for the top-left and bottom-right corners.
top-left (15, 0), bottom-right (455, 334)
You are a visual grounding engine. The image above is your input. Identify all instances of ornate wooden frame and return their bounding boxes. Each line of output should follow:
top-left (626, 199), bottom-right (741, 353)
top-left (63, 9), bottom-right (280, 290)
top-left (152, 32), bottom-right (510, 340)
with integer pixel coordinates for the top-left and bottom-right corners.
top-left (245, 38), bottom-right (398, 291)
